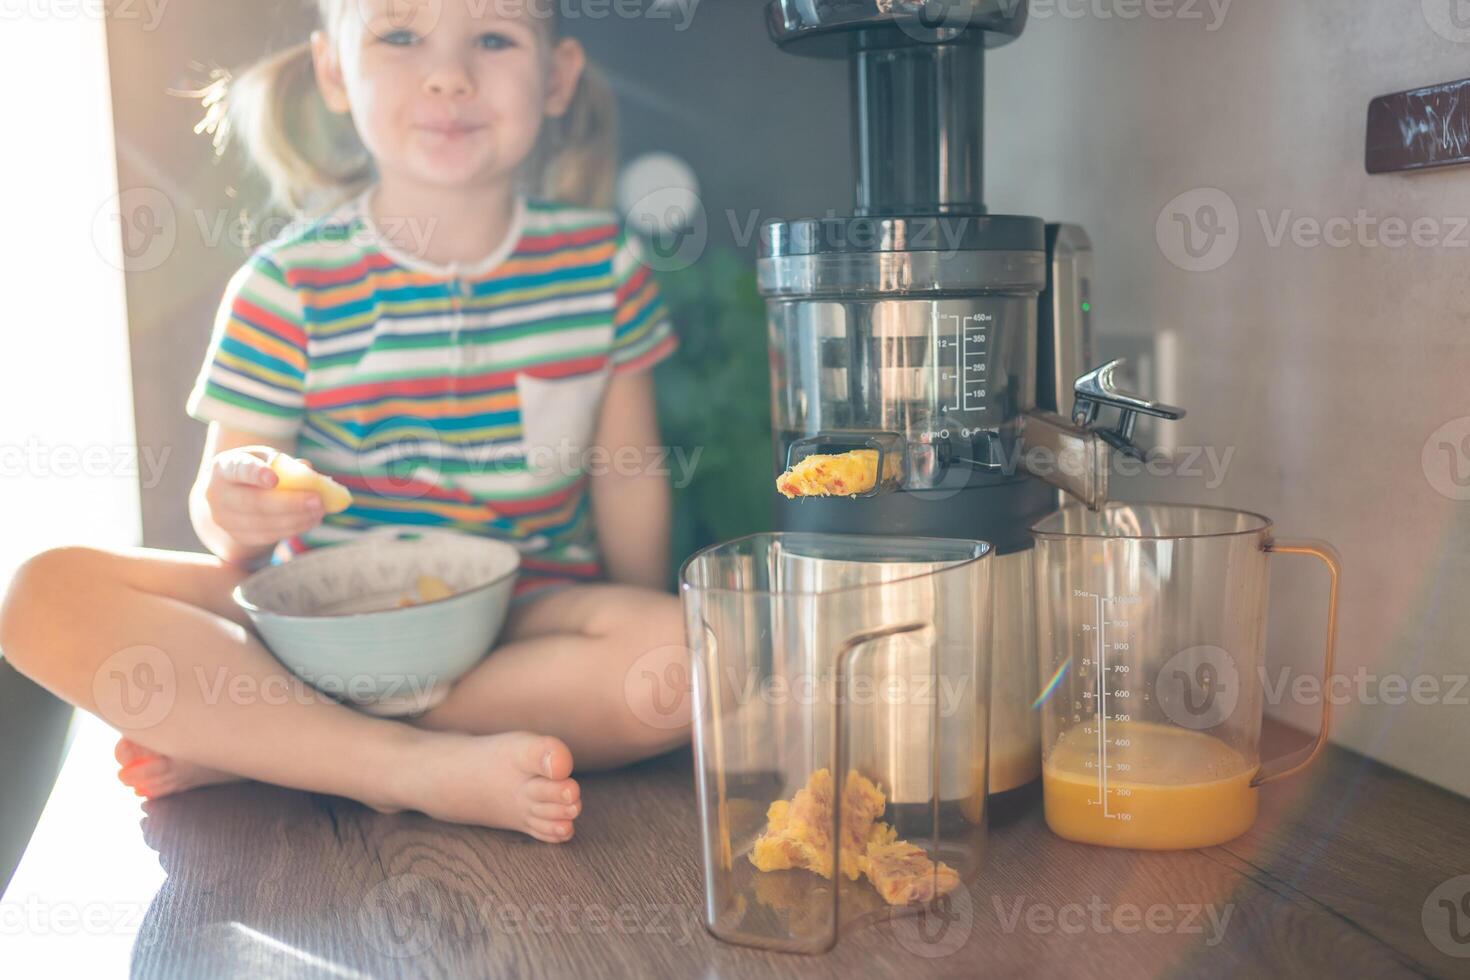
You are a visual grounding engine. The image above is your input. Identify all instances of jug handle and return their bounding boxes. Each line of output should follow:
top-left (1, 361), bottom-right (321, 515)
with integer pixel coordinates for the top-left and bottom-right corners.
top-left (832, 622), bottom-right (935, 887)
top-left (1251, 538), bottom-right (1343, 787)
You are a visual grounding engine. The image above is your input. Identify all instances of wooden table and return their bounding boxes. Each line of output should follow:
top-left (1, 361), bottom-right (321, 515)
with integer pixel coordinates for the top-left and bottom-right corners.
top-left (8, 717), bottom-right (1470, 978)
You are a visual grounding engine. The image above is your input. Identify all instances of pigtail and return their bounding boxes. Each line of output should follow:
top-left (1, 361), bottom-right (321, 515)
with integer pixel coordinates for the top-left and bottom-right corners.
top-left (198, 37), bottom-right (373, 216)
top-left (535, 62), bottom-right (618, 210)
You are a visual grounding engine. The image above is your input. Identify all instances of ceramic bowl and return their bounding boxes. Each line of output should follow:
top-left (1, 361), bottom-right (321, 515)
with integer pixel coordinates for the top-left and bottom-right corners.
top-left (234, 528), bottom-right (520, 716)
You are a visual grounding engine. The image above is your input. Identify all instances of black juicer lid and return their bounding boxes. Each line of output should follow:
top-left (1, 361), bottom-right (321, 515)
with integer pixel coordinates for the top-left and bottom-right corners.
top-left (766, 0), bottom-right (1029, 56)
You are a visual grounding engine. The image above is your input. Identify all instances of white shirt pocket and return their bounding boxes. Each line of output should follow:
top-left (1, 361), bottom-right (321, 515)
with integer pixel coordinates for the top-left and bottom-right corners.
top-left (515, 366), bottom-right (613, 478)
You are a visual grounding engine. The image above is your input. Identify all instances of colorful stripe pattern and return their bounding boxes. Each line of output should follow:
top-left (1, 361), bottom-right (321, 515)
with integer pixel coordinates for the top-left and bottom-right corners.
top-left (187, 193), bottom-right (677, 597)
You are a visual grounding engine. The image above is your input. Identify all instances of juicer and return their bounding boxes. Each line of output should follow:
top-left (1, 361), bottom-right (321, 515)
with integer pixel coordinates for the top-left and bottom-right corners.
top-left (757, 0), bottom-right (1186, 794)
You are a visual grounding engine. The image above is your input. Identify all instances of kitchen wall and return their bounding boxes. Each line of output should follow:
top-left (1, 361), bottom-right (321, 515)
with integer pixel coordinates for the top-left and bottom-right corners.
top-left (983, 0), bottom-right (1470, 795)
top-left (112, 1), bottom-right (1469, 795)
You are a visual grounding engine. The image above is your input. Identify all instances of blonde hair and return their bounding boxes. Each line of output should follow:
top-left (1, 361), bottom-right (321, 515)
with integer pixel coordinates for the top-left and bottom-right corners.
top-left (200, 1), bottom-right (617, 215)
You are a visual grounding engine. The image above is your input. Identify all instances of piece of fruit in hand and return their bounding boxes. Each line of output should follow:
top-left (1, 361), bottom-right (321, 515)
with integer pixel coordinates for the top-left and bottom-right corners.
top-left (269, 453), bottom-right (353, 514)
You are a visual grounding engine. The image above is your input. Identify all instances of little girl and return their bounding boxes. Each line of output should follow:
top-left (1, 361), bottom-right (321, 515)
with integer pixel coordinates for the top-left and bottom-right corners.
top-left (0, 0), bottom-right (691, 843)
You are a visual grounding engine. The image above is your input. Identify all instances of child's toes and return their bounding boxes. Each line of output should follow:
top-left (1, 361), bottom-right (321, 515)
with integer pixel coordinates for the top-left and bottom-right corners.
top-left (527, 817), bottom-right (574, 843)
top-left (505, 732), bottom-right (575, 780)
top-left (535, 737), bottom-right (574, 780)
top-left (525, 776), bottom-right (580, 807)
top-left (114, 738), bottom-right (157, 767)
top-left (531, 801), bottom-right (580, 821)
top-left (119, 758), bottom-right (166, 787)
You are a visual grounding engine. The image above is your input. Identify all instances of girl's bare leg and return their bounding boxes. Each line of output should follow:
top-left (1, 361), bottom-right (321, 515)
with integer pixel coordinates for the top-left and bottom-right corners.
top-left (116, 582), bottom-right (690, 790)
top-left (0, 547), bottom-right (582, 842)
top-left (415, 583), bottom-right (693, 770)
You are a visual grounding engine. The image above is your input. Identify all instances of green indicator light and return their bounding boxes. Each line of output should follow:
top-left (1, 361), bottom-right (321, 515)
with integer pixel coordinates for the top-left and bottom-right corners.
top-left (1081, 302), bottom-right (1091, 313)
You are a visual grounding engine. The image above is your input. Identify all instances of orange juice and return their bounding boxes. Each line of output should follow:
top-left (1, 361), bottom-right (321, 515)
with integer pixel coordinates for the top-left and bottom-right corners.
top-left (1042, 721), bottom-right (1258, 849)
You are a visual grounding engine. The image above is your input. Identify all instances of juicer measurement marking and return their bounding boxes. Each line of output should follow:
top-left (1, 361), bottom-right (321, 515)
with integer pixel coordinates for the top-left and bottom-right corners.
top-left (962, 314), bottom-right (989, 411)
top-left (1098, 594), bottom-right (1108, 816)
top-left (1075, 591), bottom-right (1141, 820)
top-left (935, 313), bottom-right (990, 413)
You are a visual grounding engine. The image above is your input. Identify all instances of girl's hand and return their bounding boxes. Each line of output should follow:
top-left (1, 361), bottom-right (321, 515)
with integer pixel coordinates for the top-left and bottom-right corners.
top-left (202, 446), bottom-right (325, 550)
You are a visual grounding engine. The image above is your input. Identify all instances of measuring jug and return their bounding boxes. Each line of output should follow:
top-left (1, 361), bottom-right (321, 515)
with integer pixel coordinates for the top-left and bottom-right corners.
top-left (680, 532), bottom-right (991, 953)
top-left (1031, 504), bottom-right (1341, 850)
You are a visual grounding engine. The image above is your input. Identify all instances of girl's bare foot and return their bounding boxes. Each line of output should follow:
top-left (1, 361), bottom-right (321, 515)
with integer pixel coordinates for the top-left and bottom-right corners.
top-left (390, 730), bottom-right (582, 843)
top-left (116, 730), bottom-right (582, 842)
top-left (114, 737), bottom-right (242, 800)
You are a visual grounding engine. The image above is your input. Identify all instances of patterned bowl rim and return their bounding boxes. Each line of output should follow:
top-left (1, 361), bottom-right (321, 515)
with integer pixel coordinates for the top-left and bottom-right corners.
top-left (233, 530), bottom-right (521, 622)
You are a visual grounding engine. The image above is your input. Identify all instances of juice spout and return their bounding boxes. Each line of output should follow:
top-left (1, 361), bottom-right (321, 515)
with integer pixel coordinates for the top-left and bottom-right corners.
top-left (1021, 359), bottom-right (1187, 511)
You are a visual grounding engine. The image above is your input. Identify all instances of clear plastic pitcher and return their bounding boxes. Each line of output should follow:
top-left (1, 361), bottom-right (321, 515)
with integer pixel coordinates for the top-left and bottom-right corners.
top-left (680, 532), bottom-right (991, 953)
top-left (1031, 504), bottom-right (1341, 850)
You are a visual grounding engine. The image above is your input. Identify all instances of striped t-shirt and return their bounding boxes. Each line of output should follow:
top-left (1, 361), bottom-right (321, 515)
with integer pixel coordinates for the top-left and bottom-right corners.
top-left (187, 188), bottom-right (677, 600)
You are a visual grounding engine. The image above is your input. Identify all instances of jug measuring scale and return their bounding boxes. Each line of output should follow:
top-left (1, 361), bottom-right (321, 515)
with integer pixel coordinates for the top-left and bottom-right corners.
top-left (758, 1), bottom-right (1186, 795)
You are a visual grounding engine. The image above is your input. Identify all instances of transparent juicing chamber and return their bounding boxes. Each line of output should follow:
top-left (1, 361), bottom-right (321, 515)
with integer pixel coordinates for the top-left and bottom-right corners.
top-left (680, 533), bottom-right (991, 953)
top-left (1032, 504), bottom-right (1341, 850)
top-left (766, 294), bottom-right (1038, 491)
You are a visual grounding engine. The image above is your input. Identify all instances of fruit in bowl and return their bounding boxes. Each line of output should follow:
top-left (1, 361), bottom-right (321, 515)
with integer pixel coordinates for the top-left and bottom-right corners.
top-left (234, 528), bottom-right (520, 716)
top-left (398, 575), bottom-right (455, 607)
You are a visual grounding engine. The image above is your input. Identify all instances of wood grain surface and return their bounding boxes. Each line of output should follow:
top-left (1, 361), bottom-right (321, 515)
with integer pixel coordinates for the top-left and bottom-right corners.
top-left (108, 721), bottom-right (1470, 979)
